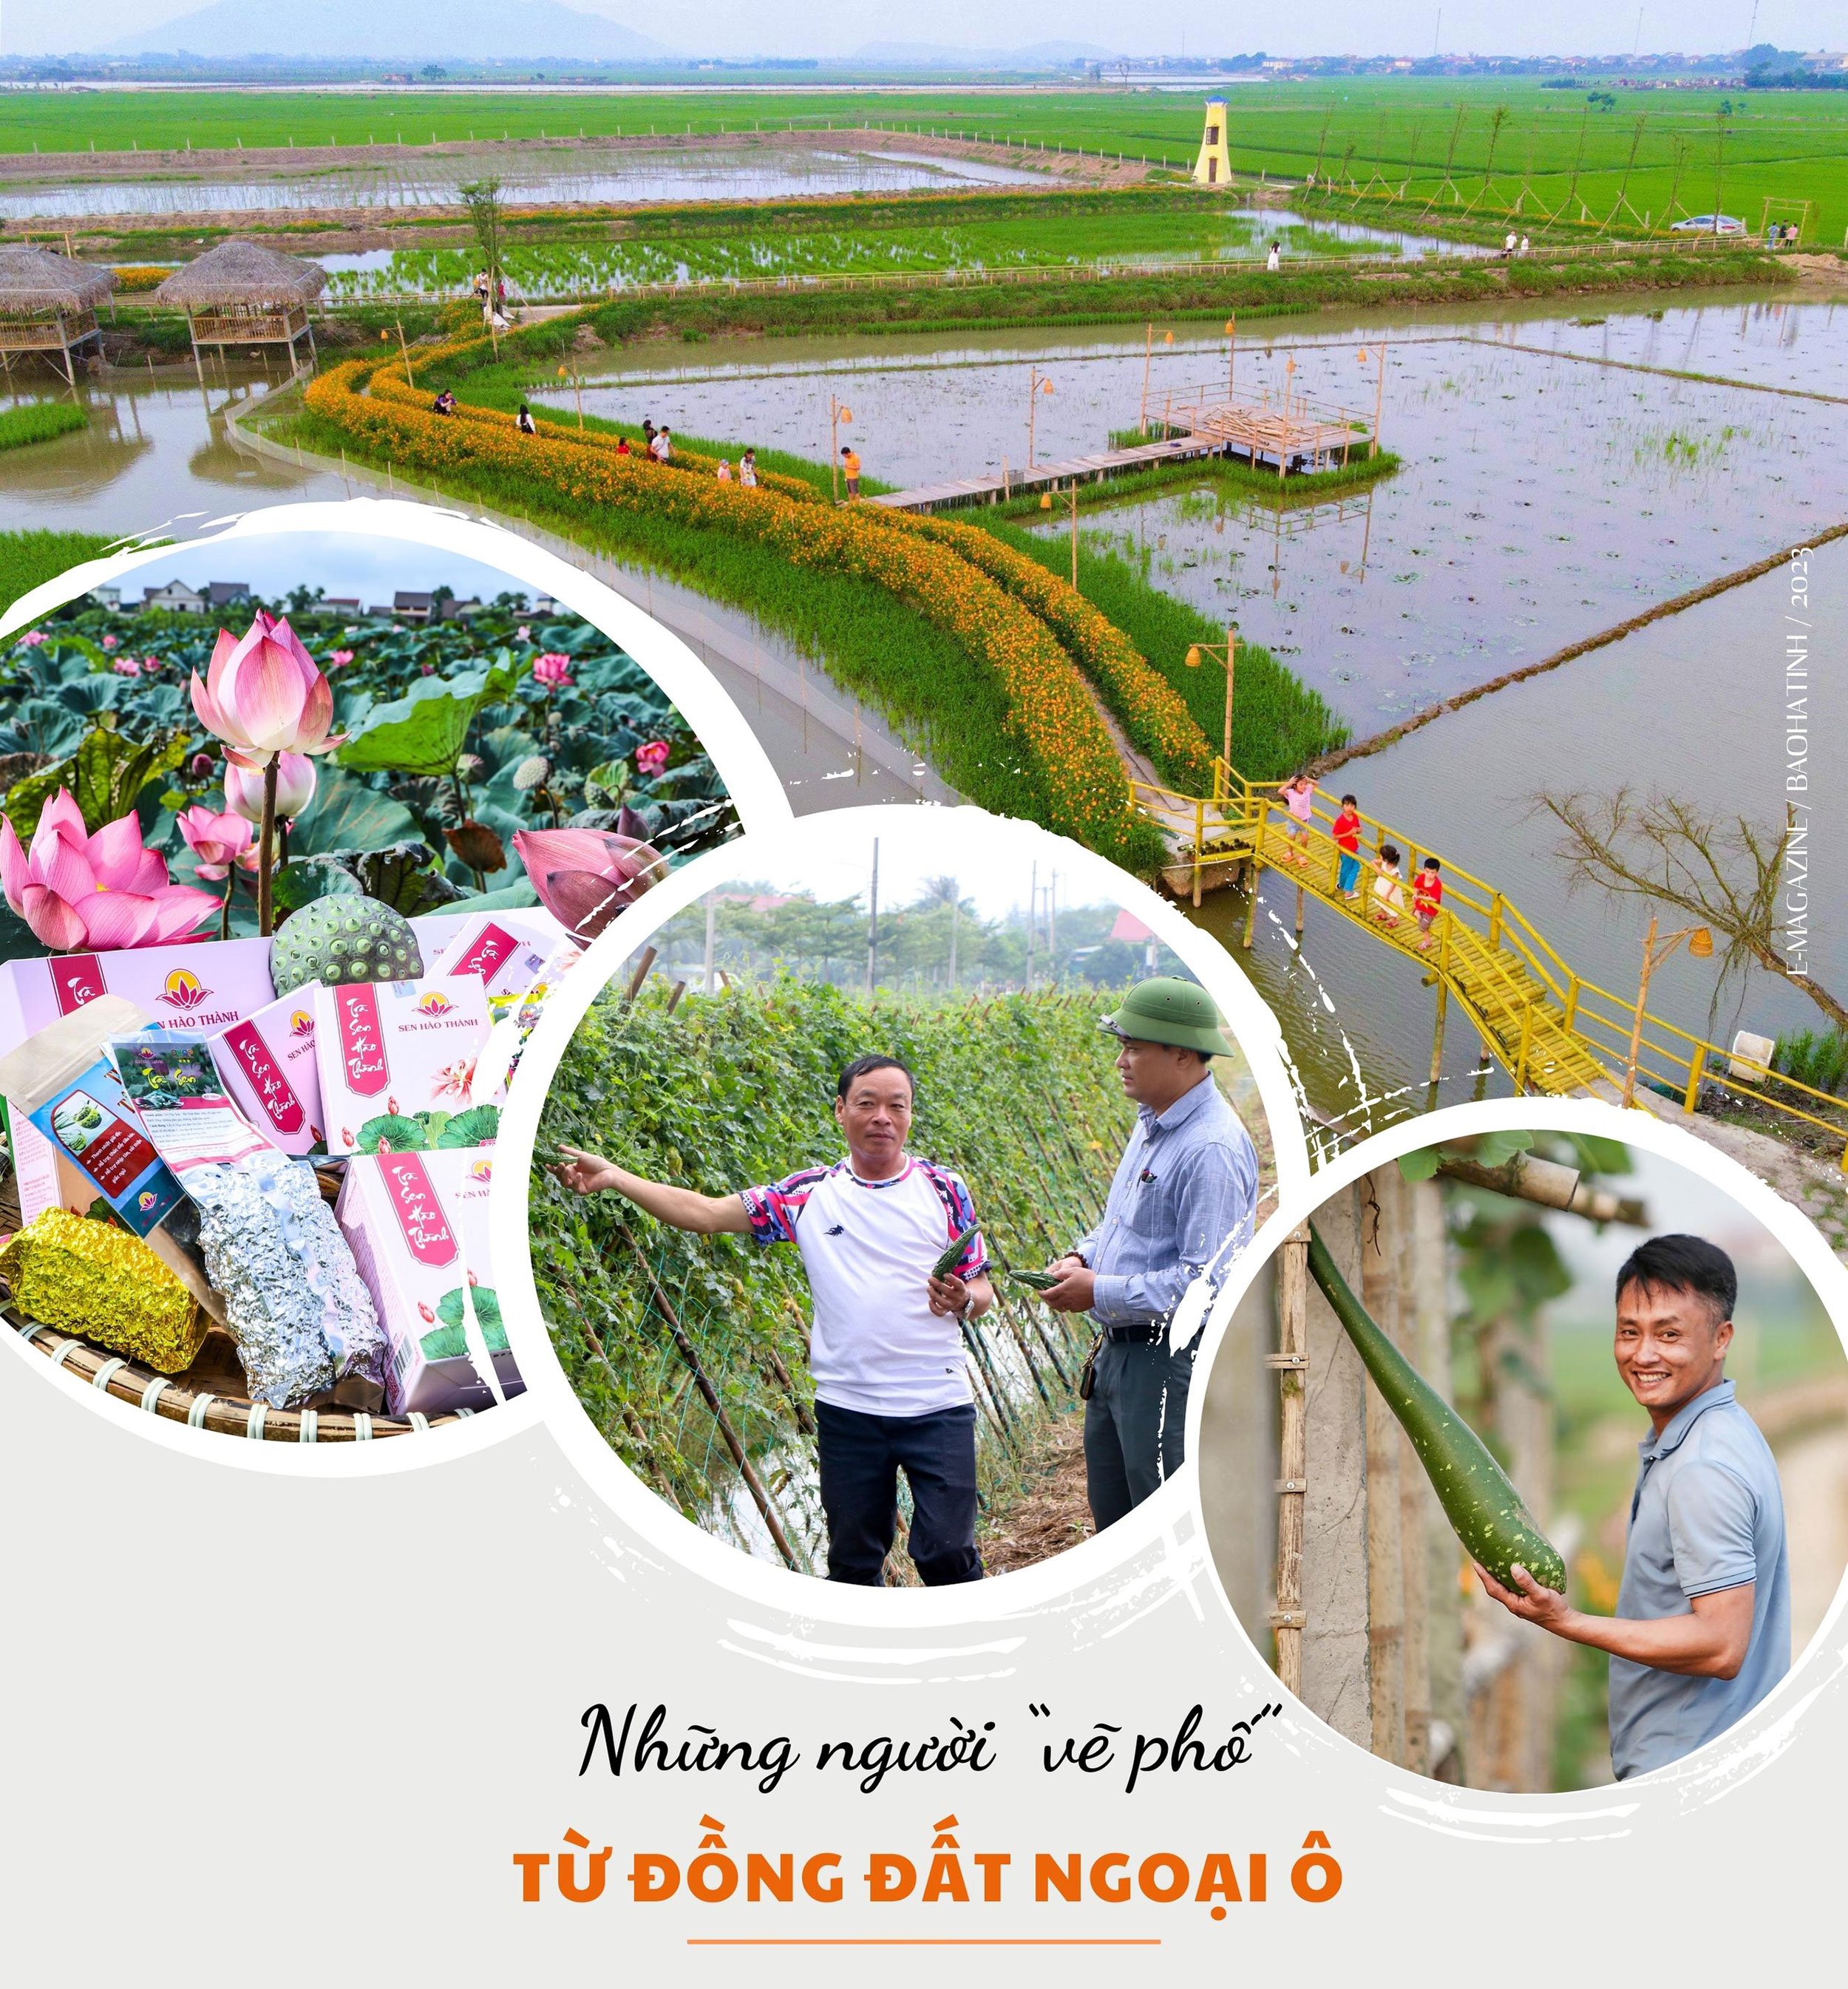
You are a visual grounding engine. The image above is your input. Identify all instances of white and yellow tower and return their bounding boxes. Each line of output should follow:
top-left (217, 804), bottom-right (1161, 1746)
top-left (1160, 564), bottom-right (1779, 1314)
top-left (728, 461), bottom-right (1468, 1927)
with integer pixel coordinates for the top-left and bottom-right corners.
top-left (1192, 97), bottom-right (1233, 187)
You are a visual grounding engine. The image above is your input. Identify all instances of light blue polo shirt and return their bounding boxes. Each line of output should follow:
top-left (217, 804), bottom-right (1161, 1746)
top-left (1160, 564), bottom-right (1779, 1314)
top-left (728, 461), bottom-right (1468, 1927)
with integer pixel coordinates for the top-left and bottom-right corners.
top-left (1608, 1379), bottom-right (1789, 1779)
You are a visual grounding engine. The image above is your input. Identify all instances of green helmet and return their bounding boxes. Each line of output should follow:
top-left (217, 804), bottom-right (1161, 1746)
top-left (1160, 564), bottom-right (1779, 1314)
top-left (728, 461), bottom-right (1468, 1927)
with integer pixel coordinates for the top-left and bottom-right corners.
top-left (1099, 976), bottom-right (1235, 1057)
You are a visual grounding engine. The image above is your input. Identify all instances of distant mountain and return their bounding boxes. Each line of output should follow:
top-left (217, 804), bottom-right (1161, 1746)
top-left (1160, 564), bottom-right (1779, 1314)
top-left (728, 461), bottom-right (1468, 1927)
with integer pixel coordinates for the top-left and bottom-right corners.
top-left (104, 0), bottom-right (675, 62)
top-left (852, 40), bottom-right (1123, 69)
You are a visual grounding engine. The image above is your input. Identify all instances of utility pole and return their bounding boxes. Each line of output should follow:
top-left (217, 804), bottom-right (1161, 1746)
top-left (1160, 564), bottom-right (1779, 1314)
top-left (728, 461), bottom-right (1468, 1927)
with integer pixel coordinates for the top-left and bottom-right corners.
top-left (1025, 860), bottom-right (1036, 990)
top-left (866, 838), bottom-right (880, 997)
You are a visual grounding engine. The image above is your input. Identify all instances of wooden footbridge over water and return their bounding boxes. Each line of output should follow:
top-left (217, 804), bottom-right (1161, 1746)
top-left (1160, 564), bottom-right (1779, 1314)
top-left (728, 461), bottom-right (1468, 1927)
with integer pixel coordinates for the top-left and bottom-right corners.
top-left (870, 376), bottom-right (1373, 514)
top-left (1135, 764), bottom-right (1848, 1161)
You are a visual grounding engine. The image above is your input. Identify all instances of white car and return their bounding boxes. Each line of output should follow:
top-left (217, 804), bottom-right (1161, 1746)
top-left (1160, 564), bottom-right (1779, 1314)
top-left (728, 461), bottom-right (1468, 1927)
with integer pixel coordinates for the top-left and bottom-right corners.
top-left (1670, 214), bottom-right (1746, 234)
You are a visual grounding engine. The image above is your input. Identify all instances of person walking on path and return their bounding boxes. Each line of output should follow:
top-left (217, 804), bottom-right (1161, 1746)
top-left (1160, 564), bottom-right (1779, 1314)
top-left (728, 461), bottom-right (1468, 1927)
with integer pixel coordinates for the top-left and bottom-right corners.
top-left (841, 443), bottom-right (862, 500)
top-left (1040, 979), bottom-right (1259, 1534)
top-left (1371, 843), bottom-right (1404, 928)
top-left (739, 449), bottom-right (759, 489)
top-left (517, 403), bottom-right (537, 435)
top-left (552, 1055), bottom-right (995, 1587)
top-left (641, 418), bottom-right (656, 454)
top-left (1477, 1236), bottom-right (1789, 1779)
top-left (716, 458), bottom-right (733, 483)
top-left (1266, 239), bottom-right (1282, 273)
top-left (1331, 792), bottom-right (1364, 900)
top-left (1280, 773), bottom-right (1316, 868)
top-left (650, 425), bottom-right (673, 463)
top-left (1413, 856), bottom-right (1443, 950)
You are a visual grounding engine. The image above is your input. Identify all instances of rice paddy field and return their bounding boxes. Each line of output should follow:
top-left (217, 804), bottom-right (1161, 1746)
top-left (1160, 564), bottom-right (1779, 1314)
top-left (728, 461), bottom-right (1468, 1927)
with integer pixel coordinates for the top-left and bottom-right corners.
top-left (319, 199), bottom-right (1464, 302)
top-left (1, 81), bottom-right (1843, 241)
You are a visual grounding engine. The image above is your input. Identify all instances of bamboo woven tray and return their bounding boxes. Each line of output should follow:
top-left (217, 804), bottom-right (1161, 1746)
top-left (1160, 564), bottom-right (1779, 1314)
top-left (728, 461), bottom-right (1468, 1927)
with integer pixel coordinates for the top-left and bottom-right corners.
top-left (5, 1308), bottom-right (471, 1443)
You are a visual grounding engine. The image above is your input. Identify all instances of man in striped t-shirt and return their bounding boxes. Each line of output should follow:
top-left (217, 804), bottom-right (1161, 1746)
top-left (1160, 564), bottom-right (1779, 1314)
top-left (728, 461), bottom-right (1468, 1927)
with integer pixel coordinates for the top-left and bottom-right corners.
top-left (554, 1054), bottom-right (994, 1585)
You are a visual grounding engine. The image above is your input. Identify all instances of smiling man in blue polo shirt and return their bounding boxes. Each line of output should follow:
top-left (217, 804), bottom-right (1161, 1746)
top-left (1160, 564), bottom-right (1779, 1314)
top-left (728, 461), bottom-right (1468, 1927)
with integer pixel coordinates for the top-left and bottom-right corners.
top-left (1476, 1234), bottom-right (1790, 1779)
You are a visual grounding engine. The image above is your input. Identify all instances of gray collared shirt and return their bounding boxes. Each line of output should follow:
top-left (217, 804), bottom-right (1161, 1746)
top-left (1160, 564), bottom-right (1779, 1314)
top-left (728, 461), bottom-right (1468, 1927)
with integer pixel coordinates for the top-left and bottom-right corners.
top-left (1608, 1378), bottom-right (1790, 1779)
top-left (1073, 1070), bottom-right (1258, 1330)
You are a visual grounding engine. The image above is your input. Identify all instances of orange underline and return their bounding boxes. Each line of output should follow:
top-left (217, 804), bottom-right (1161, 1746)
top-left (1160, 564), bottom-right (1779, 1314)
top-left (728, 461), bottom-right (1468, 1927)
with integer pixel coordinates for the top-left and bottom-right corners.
top-left (686, 1938), bottom-right (1161, 1947)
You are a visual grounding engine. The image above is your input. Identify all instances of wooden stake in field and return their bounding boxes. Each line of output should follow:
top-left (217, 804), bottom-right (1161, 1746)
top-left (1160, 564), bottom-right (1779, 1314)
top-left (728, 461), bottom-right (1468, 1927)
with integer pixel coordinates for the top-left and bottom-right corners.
top-left (1027, 366), bottom-right (1053, 467)
top-left (829, 392), bottom-right (853, 501)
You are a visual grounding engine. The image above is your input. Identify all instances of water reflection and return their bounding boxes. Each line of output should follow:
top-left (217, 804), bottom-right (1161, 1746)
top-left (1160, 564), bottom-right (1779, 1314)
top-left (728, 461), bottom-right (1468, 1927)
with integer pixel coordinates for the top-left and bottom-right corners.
top-left (0, 146), bottom-right (1044, 222)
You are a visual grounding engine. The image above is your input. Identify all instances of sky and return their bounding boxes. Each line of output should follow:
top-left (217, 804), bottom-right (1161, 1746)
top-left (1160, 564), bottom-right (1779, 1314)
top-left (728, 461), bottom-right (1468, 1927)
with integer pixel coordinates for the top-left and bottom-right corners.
top-left (108, 534), bottom-right (548, 610)
top-left (1, 1), bottom-right (1835, 62)
top-left (712, 842), bottom-right (1132, 928)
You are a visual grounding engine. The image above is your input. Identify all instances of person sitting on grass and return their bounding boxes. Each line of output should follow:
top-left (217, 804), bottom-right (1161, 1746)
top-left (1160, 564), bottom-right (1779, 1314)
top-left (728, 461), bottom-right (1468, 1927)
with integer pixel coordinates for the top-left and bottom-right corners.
top-left (1475, 1235), bottom-right (1789, 1780)
top-left (432, 390), bottom-right (458, 416)
top-left (1371, 843), bottom-right (1404, 928)
top-left (552, 1055), bottom-right (995, 1589)
top-left (1331, 793), bottom-right (1364, 901)
top-left (1413, 855), bottom-right (1443, 951)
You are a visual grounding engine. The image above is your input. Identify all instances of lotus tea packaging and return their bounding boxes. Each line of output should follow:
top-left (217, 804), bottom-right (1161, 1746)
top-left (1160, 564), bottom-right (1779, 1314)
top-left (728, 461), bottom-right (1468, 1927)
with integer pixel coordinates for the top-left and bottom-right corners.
top-left (205, 985), bottom-right (327, 1157)
top-left (311, 974), bottom-right (501, 1157)
top-left (0, 997), bottom-right (185, 1238)
top-left (335, 1149), bottom-right (523, 1416)
top-left (0, 1207), bottom-right (207, 1374)
top-left (433, 910), bottom-right (571, 1021)
top-left (107, 1032), bottom-right (282, 1174)
top-left (0, 936), bottom-right (276, 1061)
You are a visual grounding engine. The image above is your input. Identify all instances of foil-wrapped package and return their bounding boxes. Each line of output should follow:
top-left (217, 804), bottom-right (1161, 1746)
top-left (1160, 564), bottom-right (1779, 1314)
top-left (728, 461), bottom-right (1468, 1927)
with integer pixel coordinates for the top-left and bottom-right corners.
top-left (186, 1154), bottom-right (387, 1408)
top-left (0, 1208), bottom-right (206, 1373)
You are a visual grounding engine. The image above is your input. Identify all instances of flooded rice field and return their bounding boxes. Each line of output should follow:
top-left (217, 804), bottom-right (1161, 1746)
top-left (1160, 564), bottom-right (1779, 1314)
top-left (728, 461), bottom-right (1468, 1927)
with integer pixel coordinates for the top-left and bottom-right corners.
top-left (554, 296), bottom-right (1838, 730)
top-left (0, 146), bottom-right (1044, 222)
top-left (1197, 543), bottom-right (1844, 1143)
top-left (317, 205), bottom-right (1485, 300)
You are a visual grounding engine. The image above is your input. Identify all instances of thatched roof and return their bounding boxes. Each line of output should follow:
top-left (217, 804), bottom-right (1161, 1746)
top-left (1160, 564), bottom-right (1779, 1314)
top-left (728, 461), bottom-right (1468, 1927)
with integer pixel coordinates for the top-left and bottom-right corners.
top-left (154, 239), bottom-right (327, 310)
top-left (0, 245), bottom-right (115, 319)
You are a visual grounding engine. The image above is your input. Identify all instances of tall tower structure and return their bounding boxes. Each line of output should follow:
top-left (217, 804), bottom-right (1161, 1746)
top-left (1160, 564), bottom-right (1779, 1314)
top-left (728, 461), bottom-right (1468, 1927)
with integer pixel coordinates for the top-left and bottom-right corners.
top-left (1193, 97), bottom-right (1234, 186)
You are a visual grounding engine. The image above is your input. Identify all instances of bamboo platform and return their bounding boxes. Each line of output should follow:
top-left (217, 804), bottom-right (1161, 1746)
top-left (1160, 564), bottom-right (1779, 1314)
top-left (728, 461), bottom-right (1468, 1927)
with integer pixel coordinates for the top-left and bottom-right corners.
top-left (866, 433), bottom-right (1227, 513)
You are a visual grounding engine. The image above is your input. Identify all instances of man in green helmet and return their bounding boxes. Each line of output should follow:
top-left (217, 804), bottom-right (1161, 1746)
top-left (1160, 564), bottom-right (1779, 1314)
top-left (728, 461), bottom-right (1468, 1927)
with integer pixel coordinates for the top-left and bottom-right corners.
top-left (1040, 978), bottom-right (1260, 1531)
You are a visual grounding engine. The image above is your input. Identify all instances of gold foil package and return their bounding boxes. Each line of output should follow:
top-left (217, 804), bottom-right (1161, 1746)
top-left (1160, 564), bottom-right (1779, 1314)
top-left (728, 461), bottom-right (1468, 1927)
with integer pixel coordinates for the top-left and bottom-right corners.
top-left (0, 1208), bottom-right (207, 1374)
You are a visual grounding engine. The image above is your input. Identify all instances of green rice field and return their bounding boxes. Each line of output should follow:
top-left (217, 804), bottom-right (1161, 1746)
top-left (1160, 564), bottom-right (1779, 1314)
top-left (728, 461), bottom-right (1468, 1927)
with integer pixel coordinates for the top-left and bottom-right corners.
top-left (3, 81), bottom-right (1842, 241)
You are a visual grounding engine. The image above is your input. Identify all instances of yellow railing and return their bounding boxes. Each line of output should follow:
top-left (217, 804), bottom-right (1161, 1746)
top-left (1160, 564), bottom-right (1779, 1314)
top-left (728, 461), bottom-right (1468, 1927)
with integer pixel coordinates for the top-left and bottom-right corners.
top-left (1158, 759), bottom-right (1848, 1166)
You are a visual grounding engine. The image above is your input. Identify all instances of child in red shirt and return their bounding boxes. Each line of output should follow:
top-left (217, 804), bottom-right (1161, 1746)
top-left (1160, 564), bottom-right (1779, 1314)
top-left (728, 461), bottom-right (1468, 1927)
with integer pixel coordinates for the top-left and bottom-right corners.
top-left (1332, 793), bottom-right (1363, 900)
top-left (1413, 857), bottom-right (1443, 949)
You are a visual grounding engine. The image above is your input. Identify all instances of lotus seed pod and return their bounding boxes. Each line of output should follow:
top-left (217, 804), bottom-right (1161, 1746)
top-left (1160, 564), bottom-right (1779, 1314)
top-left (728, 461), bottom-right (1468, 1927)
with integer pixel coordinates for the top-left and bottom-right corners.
top-left (268, 896), bottom-right (424, 993)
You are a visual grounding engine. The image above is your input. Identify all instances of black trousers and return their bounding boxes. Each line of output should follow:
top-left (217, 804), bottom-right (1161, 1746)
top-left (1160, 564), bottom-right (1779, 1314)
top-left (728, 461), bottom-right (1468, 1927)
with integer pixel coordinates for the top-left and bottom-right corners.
top-left (815, 1400), bottom-right (983, 1586)
top-left (1084, 1333), bottom-right (1194, 1534)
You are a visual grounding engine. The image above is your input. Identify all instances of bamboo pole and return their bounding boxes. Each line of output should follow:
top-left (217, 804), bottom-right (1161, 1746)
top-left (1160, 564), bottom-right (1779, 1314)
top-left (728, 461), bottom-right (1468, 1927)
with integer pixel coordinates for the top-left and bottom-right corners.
top-left (1272, 1223), bottom-right (1310, 1698)
top-left (619, 1224), bottom-right (801, 1571)
top-left (1360, 1169), bottom-right (1407, 1766)
top-left (1392, 1178), bottom-right (1433, 1776)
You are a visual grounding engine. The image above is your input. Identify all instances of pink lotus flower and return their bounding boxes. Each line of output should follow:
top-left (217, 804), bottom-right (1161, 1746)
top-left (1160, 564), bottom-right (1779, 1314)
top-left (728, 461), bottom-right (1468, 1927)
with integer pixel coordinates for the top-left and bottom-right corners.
top-left (532, 652), bottom-right (574, 691)
top-left (101, 633), bottom-right (118, 650)
top-left (190, 610), bottom-right (344, 771)
top-left (140, 656), bottom-right (163, 676)
top-left (516, 625), bottom-right (530, 642)
top-left (175, 804), bottom-right (257, 881)
top-left (329, 649), bottom-right (354, 668)
top-left (633, 739), bottom-right (671, 778)
top-left (1, 789), bottom-right (219, 952)
top-left (223, 751), bottom-right (317, 824)
top-left (511, 826), bottom-right (662, 943)
top-left (112, 657), bottom-right (142, 677)
top-left (16, 629), bottom-right (46, 648)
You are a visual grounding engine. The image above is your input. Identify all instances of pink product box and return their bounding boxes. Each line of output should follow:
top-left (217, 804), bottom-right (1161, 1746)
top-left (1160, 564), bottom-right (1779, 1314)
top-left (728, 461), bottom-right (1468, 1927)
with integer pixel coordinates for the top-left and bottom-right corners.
top-left (207, 987), bottom-right (327, 1157)
top-left (311, 975), bottom-right (498, 1156)
top-left (335, 1149), bottom-right (522, 1417)
top-left (0, 936), bottom-right (276, 1061)
top-left (435, 913), bottom-right (569, 1022)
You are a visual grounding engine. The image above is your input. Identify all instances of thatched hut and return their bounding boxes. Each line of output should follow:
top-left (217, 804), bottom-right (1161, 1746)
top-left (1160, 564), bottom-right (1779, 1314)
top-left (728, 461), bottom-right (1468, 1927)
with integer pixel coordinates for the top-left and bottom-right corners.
top-left (0, 245), bottom-right (115, 383)
top-left (154, 239), bottom-right (325, 375)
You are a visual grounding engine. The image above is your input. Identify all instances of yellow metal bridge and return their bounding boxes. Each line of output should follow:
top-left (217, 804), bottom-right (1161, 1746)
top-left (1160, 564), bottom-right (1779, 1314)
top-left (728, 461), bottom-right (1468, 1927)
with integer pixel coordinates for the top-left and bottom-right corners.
top-left (1135, 764), bottom-right (1848, 1166)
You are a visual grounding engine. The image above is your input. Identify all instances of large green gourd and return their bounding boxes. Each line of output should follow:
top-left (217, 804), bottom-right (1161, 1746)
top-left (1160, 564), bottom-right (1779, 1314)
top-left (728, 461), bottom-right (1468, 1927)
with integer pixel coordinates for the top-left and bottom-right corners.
top-left (1307, 1223), bottom-right (1568, 1594)
top-left (269, 897), bottom-right (424, 993)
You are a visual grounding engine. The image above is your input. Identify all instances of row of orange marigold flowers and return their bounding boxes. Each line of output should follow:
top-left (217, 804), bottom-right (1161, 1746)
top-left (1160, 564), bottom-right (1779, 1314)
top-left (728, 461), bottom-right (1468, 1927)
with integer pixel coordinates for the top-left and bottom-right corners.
top-left (305, 354), bottom-right (1146, 855)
